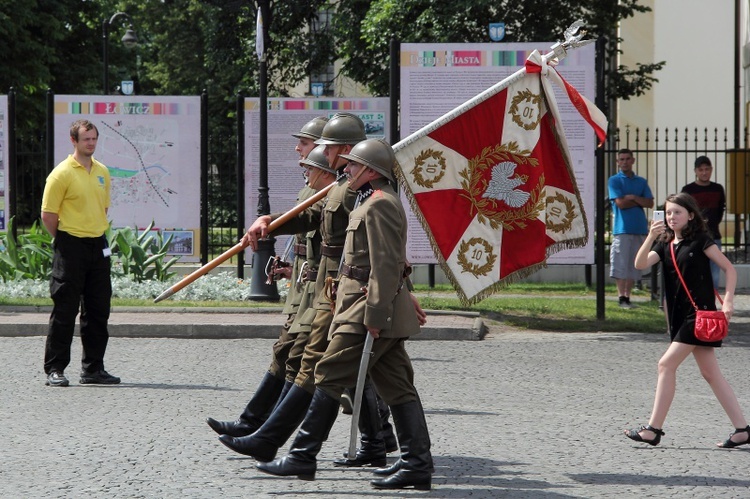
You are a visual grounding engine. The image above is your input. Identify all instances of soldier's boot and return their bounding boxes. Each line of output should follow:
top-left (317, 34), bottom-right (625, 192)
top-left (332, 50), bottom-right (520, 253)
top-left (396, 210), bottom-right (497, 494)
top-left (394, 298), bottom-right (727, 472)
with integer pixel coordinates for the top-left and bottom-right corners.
top-left (272, 379), bottom-right (293, 411)
top-left (206, 371), bottom-right (284, 437)
top-left (255, 388), bottom-right (340, 480)
top-left (373, 458), bottom-right (403, 476)
top-left (370, 398), bottom-right (433, 490)
top-left (334, 381), bottom-right (387, 467)
top-left (377, 392), bottom-right (399, 453)
top-left (218, 383), bottom-right (313, 462)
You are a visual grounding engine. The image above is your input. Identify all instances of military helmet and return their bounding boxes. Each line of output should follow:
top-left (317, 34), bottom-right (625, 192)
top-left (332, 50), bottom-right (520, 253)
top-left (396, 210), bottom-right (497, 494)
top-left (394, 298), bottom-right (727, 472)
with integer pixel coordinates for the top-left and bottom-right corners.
top-left (292, 116), bottom-right (329, 140)
top-left (314, 113), bottom-right (367, 145)
top-left (339, 139), bottom-right (396, 182)
top-left (299, 145), bottom-right (335, 174)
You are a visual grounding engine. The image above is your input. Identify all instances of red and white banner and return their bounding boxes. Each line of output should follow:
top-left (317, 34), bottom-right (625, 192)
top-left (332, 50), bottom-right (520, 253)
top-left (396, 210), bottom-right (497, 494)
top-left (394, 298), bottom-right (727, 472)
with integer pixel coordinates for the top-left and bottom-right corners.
top-left (394, 50), bottom-right (606, 305)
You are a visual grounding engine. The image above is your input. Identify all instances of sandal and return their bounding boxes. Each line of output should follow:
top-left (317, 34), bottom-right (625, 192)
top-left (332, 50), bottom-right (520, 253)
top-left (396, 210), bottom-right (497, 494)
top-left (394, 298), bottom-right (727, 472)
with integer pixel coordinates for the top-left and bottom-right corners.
top-left (717, 425), bottom-right (750, 448)
top-left (624, 424), bottom-right (664, 446)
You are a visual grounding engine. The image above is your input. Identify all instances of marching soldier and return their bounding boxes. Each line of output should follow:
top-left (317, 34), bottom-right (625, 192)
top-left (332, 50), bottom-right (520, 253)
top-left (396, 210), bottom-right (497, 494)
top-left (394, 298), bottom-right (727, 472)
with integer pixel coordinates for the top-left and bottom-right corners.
top-left (221, 114), bottom-right (397, 467)
top-left (255, 139), bottom-right (434, 491)
top-left (206, 116), bottom-right (328, 437)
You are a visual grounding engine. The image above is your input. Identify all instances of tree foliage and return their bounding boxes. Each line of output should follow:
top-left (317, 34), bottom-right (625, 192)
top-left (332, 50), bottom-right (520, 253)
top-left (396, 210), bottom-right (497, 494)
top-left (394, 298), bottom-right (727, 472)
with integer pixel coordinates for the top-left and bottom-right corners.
top-left (0, 0), bottom-right (661, 131)
top-left (333, 0), bottom-right (664, 110)
top-left (0, 0), bottom-right (661, 227)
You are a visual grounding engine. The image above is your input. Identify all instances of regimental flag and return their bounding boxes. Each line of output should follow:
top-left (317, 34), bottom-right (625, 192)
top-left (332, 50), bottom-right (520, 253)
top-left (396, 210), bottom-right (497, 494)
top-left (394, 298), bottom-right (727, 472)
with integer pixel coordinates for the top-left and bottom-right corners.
top-left (394, 50), bottom-right (607, 305)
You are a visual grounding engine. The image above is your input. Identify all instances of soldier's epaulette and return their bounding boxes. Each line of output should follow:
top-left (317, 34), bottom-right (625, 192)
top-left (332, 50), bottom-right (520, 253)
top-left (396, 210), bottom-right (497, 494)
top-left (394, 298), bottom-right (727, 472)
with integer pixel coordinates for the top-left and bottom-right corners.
top-left (372, 190), bottom-right (384, 199)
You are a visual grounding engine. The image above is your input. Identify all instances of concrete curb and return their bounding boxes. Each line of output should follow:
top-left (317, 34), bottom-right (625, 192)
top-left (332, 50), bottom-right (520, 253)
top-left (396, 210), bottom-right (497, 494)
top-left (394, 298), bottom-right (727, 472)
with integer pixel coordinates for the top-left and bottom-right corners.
top-left (0, 308), bottom-right (486, 341)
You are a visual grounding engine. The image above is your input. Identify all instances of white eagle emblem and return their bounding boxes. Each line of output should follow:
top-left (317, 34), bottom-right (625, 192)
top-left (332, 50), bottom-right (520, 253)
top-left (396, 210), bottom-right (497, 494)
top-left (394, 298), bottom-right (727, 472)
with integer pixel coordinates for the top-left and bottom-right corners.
top-left (482, 161), bottom-right (530, 208)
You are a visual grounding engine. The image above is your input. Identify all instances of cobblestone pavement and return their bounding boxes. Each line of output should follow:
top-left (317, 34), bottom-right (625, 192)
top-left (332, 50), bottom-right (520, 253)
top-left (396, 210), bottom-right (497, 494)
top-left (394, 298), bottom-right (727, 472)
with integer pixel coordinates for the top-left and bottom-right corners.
top-left (2, 325), bottom-right (750, 498)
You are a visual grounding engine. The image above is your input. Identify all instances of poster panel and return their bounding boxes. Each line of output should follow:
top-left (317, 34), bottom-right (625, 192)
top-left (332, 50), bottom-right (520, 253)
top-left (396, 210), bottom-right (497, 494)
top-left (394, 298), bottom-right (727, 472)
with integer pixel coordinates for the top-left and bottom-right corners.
top-left (54, 95), bottom-right (201, 261)
top-left (400, 42), bottom-right (597, 264)
top-left (244, 98), bottom-right (390, 257)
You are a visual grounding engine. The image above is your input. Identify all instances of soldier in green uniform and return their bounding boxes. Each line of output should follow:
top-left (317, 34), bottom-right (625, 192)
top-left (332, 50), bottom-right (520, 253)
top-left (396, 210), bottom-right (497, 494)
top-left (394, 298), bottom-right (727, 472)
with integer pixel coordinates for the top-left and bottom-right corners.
top-left (221, 114), bottom-right (397, 467)
top-left (206, 116), bottom-right (328, 437)
top-left (255, 139), bottom-right (433, 491)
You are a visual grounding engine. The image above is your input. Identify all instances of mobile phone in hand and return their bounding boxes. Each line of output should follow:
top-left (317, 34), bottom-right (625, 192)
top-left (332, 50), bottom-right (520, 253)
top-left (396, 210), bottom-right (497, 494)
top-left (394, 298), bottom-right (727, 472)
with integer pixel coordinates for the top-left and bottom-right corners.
top-left (653, 210), bottom-right (664, 222)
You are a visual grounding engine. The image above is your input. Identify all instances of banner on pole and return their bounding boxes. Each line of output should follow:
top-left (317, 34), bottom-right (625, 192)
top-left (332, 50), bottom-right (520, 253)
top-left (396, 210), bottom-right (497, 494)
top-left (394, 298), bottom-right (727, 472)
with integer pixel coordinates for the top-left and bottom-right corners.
top-left (394, 50), bottom-right (606, 305)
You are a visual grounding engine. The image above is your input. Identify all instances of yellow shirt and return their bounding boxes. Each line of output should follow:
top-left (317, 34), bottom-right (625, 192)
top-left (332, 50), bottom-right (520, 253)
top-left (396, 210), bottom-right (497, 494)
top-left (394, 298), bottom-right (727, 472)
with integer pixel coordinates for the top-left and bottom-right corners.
top-left (41, 154), bottom-right (111, 238)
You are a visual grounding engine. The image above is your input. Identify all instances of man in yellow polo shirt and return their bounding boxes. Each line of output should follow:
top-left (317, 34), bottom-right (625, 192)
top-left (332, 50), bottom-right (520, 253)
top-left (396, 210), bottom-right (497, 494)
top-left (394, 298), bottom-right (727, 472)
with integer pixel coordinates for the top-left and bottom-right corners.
top-left (40, 119), bottom-right (120, 387)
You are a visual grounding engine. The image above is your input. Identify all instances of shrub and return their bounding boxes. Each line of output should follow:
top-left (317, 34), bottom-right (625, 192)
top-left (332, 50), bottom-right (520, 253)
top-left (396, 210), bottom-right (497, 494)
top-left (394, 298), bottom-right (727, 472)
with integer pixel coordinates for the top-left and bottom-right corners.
top-left (0, 217), bottom-right (180, 283)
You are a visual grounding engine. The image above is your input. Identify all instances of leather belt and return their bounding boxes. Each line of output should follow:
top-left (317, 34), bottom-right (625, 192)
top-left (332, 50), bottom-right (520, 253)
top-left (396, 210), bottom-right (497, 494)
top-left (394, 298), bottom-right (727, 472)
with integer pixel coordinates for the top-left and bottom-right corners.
top-left (301, 268), bottom-right (318, 283)
top-left (340, 263), bottom-right (370, 282)
top-left (293, 243), bottom-right (307, 257)
top-left (321, 244), bottom-right (343, 257)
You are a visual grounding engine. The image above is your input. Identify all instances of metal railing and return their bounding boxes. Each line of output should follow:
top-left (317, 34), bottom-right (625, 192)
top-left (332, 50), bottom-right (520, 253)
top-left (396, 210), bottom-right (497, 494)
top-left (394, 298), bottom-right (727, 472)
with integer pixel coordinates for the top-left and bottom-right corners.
top-left (604, 125), bottom-right (749, 263)
top-left (8, 117), bottom-right (749, 266)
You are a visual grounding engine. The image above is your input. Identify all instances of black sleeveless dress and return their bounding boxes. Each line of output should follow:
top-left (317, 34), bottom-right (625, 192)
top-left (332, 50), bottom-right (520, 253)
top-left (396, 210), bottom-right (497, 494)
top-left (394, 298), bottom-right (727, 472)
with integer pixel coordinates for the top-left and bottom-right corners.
top-left (653, 233), bottom-right (722, 347)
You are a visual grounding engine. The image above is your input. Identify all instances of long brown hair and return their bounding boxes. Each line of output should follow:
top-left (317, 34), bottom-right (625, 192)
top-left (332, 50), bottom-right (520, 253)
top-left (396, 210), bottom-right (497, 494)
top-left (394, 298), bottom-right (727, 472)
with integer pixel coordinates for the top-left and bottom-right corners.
top-left (661, 192), bottom-right (709, 242)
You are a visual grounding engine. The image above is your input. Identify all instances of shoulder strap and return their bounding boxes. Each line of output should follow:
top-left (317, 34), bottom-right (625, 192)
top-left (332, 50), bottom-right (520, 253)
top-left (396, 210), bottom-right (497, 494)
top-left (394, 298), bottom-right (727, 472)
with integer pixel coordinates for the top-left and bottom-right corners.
top-left (670, 242), bottom-right (724, 311)
top-left (670, 242), bottom-right (698, 311)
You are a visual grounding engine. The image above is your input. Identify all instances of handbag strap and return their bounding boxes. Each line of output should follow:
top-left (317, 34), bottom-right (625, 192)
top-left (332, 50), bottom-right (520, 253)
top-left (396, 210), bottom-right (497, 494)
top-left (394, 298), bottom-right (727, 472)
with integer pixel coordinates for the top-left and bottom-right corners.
top-left (669, 241), bottom-right (723, 312)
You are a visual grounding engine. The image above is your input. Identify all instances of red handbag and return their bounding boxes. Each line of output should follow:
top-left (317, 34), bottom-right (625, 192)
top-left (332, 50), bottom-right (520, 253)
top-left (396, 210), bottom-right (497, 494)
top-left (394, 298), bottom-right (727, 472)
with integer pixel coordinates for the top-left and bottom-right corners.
top-left (670, 243), bottom-right (728, 342)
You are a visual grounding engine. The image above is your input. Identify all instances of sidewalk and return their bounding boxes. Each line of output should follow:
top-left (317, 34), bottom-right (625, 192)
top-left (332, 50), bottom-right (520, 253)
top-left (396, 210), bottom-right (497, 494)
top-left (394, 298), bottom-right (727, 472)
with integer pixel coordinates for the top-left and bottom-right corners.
top-left (0, 306), bottom-right (487, 340)
top-left (3, 292), bottom-right (749, 339)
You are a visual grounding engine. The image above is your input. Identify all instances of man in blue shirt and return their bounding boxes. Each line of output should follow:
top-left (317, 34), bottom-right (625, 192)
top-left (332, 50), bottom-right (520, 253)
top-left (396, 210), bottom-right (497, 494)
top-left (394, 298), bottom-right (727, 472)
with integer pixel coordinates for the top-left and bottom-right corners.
top-left (608, 148), bottom-right (654, 308)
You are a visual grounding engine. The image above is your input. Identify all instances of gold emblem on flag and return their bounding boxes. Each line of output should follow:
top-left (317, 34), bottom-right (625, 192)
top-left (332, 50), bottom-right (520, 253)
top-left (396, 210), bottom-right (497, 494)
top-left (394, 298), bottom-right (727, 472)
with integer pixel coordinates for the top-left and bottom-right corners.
top-left (545, 191), bottom-right (576, 233)
top-left (457, 237), bottom-right (496, 277)
top-left (509, 89), bottom-right (542, 131)
top-left (411, 149), bottom-right (447, 189)
top-left (459, 143), bottom-right (543, 230)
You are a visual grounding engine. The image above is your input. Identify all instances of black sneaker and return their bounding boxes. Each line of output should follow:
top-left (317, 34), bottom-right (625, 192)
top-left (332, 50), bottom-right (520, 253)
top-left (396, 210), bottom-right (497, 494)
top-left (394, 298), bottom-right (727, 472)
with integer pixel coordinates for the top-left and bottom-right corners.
top-left (80, 370), bottom-right (121, 385)
top-left (46, 371), bottom-right (70, 387)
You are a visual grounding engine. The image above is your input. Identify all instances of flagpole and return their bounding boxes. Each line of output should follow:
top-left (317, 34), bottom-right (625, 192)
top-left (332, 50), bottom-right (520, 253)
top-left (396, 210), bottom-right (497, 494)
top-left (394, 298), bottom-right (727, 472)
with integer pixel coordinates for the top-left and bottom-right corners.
top-left (153, 181), bottom-right (336, 303)
top-left (393, 22), bottom-right (592, 153)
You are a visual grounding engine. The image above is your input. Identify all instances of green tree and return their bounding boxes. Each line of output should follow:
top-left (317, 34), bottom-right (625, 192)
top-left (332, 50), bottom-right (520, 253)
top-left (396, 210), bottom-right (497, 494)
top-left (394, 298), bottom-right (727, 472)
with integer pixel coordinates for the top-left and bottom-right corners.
top-left (333, 0), bottom-right (664, 112)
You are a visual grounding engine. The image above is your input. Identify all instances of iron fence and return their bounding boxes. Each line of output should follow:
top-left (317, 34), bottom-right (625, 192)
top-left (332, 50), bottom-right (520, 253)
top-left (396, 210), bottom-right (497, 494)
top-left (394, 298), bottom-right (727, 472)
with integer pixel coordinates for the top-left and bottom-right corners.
top-left (604, 125), bottom-right (749, 263)
top-left (7, 117), bottom-right (750, 267)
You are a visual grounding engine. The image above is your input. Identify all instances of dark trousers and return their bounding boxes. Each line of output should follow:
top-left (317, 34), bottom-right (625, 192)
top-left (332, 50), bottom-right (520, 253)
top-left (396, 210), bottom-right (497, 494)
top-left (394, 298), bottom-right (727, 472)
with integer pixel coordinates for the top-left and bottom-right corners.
top-left (44, 231), bottom-right (112, 374)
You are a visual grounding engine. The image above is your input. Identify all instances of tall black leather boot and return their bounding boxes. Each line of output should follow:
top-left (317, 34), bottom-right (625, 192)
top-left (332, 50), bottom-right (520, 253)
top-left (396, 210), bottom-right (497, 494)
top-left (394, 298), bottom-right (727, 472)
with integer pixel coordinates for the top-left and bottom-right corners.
top-left (334, 381), bottom-right (386, 467)
top-left (377, 392), bottom-right (398, 453)
top-left (206, 371), bottom-right (284, 437)
top-left (256, 388), bottom-right (340, 481)
top-left (370, 399), bottom-right (433, 490)
top-left (373, 458), bottom-right (403, 476)
top-left (218, 383), bottom-right (313, 461)
top-left (272, 379), bottom-right (293, 411)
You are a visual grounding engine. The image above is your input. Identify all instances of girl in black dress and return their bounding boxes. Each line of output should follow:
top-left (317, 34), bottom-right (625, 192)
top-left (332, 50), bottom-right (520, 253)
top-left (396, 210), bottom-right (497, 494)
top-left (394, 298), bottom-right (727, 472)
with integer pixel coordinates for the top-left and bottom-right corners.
top-left (624, 193), bottom-right (749, 448)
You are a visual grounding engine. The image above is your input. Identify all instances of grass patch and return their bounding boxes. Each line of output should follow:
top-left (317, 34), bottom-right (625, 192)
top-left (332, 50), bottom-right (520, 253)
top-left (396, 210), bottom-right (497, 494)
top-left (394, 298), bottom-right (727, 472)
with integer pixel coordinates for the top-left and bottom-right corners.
top-left (1, 281), bottom-right (664, 333)
top-left (414, 283), bottom-right (664, 332)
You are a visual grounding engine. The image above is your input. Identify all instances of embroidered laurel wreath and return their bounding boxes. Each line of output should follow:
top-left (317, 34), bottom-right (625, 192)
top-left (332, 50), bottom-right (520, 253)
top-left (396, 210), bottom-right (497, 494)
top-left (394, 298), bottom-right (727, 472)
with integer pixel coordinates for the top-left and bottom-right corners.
top-left (410, 149), bottom-right (447, 189)
top-left (545, 191), bottom-right (576, 234)
top-left (456, 237), bottom-right (496, 276)
top-left (459, 143), bottom-right (544, 230)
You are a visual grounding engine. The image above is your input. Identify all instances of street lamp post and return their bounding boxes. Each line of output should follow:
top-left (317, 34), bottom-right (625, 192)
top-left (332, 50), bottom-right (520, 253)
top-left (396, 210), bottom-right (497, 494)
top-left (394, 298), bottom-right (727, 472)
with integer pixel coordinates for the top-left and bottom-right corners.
top-left (102, 12), bottom-right (138, 95)
top-left (249, 1), bottom-right (280, 301)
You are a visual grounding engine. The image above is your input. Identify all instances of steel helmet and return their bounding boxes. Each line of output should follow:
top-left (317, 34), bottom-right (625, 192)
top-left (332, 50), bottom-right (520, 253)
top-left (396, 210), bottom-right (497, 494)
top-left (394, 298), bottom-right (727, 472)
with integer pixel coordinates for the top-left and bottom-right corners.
top-left (314, 113), bottom-right (367, 145)
top-left (339, 139), bottom-right (396, 182)
top-left (292, 116), bottom-right (329, 140)
top-left (299, 145), bottom-right (335, 174)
